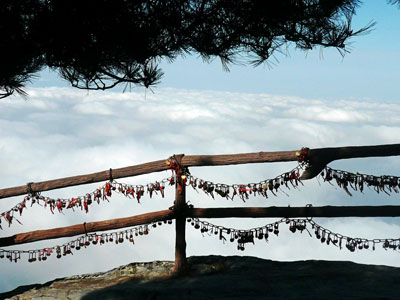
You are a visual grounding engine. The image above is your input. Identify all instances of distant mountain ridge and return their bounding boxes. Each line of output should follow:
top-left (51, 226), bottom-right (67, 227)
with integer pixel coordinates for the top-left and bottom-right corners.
top-left (2, 256), bottom-right (399, 299)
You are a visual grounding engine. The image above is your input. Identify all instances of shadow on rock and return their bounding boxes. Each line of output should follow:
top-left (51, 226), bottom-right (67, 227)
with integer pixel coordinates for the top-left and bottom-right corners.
top-left (82, 256), bottom-right (400, 300)
top-left (3, 256), bottom-right (400, 300)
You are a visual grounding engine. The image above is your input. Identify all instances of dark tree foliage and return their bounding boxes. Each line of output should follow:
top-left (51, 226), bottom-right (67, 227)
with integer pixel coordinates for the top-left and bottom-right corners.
top-left (0, 0), bottom-right (379, 99)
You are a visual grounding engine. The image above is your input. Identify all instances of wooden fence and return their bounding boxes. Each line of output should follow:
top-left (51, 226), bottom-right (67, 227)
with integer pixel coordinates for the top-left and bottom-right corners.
top-left (0, 143), bottom-right (399, 273)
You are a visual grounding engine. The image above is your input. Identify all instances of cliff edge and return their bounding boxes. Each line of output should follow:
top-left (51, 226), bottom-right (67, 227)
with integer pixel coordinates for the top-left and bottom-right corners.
top-left (2, 256), bottom-right (399, 299)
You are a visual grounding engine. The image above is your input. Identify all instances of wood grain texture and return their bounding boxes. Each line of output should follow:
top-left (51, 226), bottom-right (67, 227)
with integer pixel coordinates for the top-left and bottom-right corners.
top-left (0, 209), bottom-right (175, 247)
top-left (173, 155), bottom-right (188, 273)
top-left (1, 143), bottom-right (399, 199)
top-left (0, 159), bottom-right (169, 199)
top-left (0, 150), bottom-right (299, 199)
top-left (181, 151), bottom-right (298, 166)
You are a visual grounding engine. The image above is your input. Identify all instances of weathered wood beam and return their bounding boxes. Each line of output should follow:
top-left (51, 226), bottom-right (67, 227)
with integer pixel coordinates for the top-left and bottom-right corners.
top-left (0, 159), bottom-right (169, 199)
top-left (0, 143), bottom-right (399, 199)
top-left (186, 206), bottom-right (400, 218)
top-left (0, 150), bottom-right (299, 199)
top-left (181, 151), bottom-right (297, 166)
top-left (301, 143), bottom-right (400, 179)
top-left (2, 205), bottom-right (400, 248)
top-left (0, 209), bottom-right (175, 247)
top-left (173, 156), bottom-right (188, 273)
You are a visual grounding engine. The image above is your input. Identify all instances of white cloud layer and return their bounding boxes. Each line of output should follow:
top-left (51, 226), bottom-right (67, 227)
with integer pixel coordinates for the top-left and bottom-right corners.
top-left (0, 87), bottom-right (399, 292)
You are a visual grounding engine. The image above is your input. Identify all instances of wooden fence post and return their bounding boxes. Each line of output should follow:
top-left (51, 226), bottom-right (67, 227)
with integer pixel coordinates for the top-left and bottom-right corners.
top-left (172, 155), bottom-right (188, 273)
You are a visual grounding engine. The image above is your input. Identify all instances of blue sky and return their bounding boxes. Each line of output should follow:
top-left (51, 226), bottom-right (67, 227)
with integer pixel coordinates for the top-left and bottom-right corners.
top-left (1, 1), bottom-right (400, 294)
top-left (33, 1), bottom-right (400, 101)
top-left (159, 1), bottom-right (400, 101)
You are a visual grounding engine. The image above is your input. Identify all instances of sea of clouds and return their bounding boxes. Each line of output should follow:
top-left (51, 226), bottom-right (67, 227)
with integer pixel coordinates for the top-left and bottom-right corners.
top-left (0, 86), bottom-right (399, 292)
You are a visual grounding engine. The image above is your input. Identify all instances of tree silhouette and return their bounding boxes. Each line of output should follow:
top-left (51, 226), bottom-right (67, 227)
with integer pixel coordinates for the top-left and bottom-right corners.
top-left (0, 0), bottom-right (391, 99)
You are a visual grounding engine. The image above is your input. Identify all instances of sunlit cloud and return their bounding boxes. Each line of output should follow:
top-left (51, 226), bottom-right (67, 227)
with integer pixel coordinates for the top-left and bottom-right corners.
top-left (0, 86), bottom-right (399, 292)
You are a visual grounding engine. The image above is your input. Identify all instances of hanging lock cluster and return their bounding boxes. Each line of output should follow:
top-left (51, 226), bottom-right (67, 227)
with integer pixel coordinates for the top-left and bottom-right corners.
top-left (309, 219), bottom-right (400, 252)
top-left (166, 155), bottom-right (190, 191)
top-left (321, 167), bottom-right (400, 196)
top-left (0, 177), bottom-right (172, 229)
top-left (188, 218), bottom-right (282, 251)
top-left (185, 166), bottom-right (304, 202)
top-left (296, 147), bottom-right (310, 164)
top-left (0, 220), bottom-right (173, 263)
top-left (189, 214), bottom-right (400, 253)
top-left (4, 156), bottom-right (399, 230)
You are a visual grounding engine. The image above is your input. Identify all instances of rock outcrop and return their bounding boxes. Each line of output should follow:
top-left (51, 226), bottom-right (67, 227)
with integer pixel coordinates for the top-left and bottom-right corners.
top-left (2, 256), bottom-right (399, 299)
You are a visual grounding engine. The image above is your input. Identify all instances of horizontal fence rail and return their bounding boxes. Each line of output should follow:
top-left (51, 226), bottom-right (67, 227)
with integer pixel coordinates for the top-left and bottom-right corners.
top-left (0, 209), bottom-right (175, 247)
top-left (0, 150), bottom-right (299, 199)
top-left (0, 159), bottom-right (169, 199)
top-left (301, 144), bottom-right (400, 179)
top-left (186, 206), bottom-right (400, 218)
top-left (1, 143), bottom-right (399, 199)
top-left (2, 206), bottom-right (400, 248)
top-left (1, 143), bottom-right (400, 272)
top-left (180, 151), bottom-right (297, 166)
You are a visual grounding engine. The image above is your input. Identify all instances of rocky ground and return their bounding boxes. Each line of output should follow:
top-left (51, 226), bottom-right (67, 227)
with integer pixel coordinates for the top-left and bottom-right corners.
top-left (1, 255), bottom-right (399, 299)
